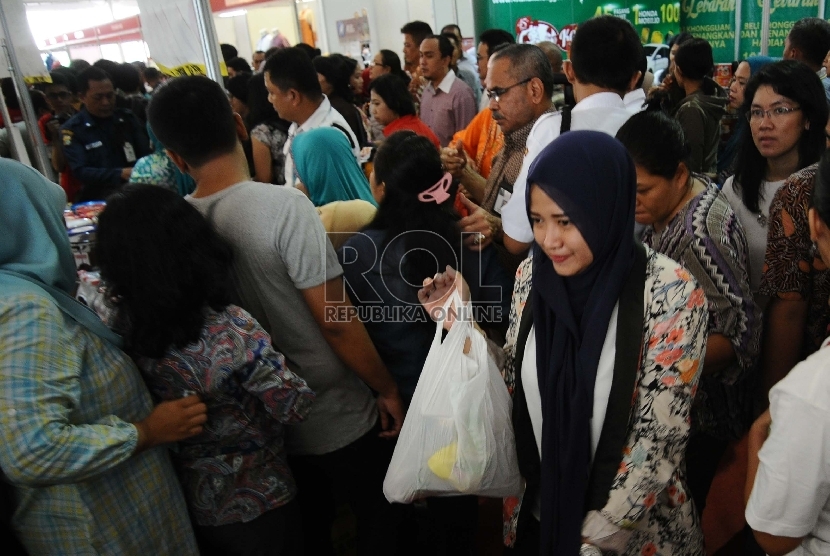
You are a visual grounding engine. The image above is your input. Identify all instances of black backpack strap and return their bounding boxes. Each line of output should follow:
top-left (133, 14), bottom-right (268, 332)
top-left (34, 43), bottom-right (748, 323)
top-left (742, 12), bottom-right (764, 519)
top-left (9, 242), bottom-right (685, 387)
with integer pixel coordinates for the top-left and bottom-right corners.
top-left (559, 106), bottom-right (572, 135)
top-left (331, 123), bottom-right (356, 150)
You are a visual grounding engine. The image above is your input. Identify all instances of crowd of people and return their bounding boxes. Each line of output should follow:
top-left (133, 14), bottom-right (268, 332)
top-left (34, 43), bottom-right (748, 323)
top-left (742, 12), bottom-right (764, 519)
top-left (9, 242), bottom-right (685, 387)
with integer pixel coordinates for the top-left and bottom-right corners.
top-left (3, 12), bottom-right (830, 556)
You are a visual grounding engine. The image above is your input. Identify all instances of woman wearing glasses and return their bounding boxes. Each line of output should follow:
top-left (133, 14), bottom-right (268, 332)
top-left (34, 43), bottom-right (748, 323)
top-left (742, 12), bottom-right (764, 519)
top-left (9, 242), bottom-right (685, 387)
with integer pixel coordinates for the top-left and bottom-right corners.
top-left (752, 62), bottom-right (830, 405)
top-left (722, 60), bottom-right (828, 311)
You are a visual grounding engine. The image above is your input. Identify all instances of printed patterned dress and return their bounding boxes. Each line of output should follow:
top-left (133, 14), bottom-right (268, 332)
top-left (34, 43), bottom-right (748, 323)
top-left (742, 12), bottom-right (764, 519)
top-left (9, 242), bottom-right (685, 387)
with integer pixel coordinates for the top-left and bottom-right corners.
top-left (642, 182), bottom-right (760, 440)
top-left (137, 305), bottom-right (315, 527)
top-left (502, 248), bottom-right (707, 556)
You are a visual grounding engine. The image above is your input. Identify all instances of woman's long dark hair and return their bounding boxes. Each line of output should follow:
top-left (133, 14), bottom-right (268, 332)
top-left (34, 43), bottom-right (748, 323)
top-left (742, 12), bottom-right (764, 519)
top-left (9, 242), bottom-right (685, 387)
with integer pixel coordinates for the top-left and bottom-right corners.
top-left (368, 130), bottom-right (461, 282)
top-left (378, 49), bottom-right (410, 84)
top-left (313, 54), bottom-right (355, 104)
top-left (246, 72), bottom-right (290, 133)
top-left (95, 185), bottom-right (234, 359)
top-left (733, 60), bottom-right (828, 213)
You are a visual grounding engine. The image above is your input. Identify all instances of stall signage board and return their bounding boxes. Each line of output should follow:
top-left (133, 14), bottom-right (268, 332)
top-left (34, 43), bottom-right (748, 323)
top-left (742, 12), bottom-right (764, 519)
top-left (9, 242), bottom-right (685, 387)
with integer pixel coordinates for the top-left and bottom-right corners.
top-left (136, 0), bottom-right (226, 76)
top-left (474, 0), bottom-right (682, 57)
top-left (0, 0), bottom-right (51, 84)
top-left (336, 16), bottom-right (370, 43)
top-left (680, 0), bottom-right (736, 62)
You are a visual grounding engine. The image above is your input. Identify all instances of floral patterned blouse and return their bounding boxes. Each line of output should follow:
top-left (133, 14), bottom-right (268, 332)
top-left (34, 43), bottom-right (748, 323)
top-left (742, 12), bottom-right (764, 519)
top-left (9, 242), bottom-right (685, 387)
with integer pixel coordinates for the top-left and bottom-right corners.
top-left (642, 182), bottom-right (760, 440)
top-left (502, 248), bottom-right (707, 556)
top-left (251, 122), bottom-right (289, 185)
top-left (137, 305), bottom-right (315, 527)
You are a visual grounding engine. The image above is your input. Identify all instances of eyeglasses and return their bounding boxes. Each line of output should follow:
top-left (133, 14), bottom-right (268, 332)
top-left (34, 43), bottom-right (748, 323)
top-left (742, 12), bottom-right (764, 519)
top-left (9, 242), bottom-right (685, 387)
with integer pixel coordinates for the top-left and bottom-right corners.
top-left (746, 105), bottom-right (801, 123)
top-left (485, 77), bottom-right (533, 103)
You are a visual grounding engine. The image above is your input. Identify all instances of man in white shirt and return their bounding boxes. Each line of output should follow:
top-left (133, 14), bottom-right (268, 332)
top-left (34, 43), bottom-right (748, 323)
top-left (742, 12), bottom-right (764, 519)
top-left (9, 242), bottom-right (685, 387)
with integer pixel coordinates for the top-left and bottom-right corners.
top-left (745, 340), bottom-right (830, 556)
top-left (461, 16), bottom-right (643, 257)
top-left (623, 54), bottom-right (649, 114)
top-left (262, 48), bottom-right (360, 187)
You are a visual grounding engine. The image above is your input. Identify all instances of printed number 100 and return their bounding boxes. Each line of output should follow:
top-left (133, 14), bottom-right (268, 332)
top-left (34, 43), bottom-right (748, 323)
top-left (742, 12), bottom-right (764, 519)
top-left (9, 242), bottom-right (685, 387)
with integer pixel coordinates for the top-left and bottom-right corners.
top-left (660, 3), bottom-right (680, 23)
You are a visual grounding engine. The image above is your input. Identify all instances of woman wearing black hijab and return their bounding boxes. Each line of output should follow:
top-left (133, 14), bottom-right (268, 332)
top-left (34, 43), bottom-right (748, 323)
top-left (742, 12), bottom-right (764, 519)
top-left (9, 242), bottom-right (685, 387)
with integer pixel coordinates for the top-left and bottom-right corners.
top-left (420, 131), bottom-right (707, 555)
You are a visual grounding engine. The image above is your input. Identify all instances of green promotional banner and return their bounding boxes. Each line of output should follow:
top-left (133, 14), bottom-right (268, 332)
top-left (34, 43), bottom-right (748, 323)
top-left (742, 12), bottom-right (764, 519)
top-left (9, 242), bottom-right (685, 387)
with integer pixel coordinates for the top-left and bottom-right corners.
top-left (739, 0), bottom-right (764, 58)
top-left (680, 0), bottom-right (736, 62)
top-left (473, 0), bottom-right (681, 56)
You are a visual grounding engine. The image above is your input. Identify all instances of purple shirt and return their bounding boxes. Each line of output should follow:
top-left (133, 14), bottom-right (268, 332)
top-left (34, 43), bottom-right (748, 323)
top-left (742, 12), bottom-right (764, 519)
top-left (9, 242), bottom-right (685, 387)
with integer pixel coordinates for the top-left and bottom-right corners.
top-left (419, 70), bottom-right (477, 147)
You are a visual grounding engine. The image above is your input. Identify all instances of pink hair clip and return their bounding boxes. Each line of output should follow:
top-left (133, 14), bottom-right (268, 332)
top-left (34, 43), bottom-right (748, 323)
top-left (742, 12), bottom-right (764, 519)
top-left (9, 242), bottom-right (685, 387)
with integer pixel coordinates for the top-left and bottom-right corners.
top-left (417, 172), bottom-right (453, 204)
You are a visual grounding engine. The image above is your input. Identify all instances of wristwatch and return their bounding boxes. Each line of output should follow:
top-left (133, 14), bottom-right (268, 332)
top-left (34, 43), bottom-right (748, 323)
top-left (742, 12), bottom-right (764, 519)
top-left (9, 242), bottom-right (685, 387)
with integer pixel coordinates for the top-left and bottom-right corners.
top-left (580, 543), bottom-right (603, 556)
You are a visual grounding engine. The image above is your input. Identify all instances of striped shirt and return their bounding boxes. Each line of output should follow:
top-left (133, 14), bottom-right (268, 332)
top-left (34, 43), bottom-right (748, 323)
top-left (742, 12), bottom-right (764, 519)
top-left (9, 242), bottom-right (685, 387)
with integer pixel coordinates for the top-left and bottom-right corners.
top-left (0, 293), bottom-right (198, 554)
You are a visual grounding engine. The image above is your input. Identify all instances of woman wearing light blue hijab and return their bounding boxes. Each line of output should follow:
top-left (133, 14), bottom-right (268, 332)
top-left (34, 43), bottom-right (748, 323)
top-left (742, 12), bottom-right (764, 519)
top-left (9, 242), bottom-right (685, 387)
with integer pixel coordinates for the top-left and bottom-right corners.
top-left (291, 126), bottom-right (376, 207)
top-left (0, 158), bottom-right (206, 554)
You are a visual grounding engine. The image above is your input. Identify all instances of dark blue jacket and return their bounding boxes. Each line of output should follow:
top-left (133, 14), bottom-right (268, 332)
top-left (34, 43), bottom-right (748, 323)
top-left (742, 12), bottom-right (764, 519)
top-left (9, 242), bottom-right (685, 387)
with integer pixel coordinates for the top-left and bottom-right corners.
top-left (61, 107), bottom-right (151, 201)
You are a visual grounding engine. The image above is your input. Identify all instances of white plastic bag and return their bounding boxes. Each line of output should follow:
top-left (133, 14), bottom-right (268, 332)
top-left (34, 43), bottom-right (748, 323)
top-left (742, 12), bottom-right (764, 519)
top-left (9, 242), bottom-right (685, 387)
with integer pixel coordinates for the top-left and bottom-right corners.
top-left (383, 293), bottom-right (522, 503)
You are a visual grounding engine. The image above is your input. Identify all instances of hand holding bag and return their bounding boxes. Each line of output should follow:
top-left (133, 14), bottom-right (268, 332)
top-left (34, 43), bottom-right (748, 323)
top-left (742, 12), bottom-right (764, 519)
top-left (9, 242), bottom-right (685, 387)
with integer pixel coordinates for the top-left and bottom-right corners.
top-left (383, 292), bottom-right (521, 503)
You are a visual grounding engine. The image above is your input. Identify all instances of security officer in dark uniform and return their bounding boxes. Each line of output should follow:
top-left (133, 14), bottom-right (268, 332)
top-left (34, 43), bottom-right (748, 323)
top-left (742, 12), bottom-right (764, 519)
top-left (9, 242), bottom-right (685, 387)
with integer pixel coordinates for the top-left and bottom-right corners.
top-left (62, 66), bottom-right (151, 202)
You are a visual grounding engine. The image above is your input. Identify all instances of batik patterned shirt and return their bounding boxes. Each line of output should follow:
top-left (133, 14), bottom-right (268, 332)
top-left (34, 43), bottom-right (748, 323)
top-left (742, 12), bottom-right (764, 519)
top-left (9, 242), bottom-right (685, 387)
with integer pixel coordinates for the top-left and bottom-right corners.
top-left (760, 164), bottom-right (830, 357)
top-left (643, 182), bottom-right (760, 440)
top-left (502, 249), bottom-right (706, 555)
top-left (137, 305), bottom-right (315, 526)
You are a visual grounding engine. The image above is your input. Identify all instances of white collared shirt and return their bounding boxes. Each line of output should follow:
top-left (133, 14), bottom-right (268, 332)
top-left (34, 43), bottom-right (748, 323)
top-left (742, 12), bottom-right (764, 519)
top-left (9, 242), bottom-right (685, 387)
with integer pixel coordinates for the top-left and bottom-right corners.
top-left (425, 68), bottom-right (457, 95)
top-left (282, 95), bottom-right (360, 187)
top-left (522, 304), bottom-right (619, 519)
top-left (623, 89), bottom-right (647, 114)
top-left (501, 92), bottom-right (632, 243)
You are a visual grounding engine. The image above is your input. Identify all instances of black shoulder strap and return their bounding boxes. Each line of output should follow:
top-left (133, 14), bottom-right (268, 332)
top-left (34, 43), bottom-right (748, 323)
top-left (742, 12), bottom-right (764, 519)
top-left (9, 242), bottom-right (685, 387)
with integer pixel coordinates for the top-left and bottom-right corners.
top-left (559, 106), bottom-right (572, 135)
top-left (585, 242), bottom-right (648, 512)
top-left (511, 296), bottom-right (542, 503)
top-left (331, 122), bottom-right (356, 150)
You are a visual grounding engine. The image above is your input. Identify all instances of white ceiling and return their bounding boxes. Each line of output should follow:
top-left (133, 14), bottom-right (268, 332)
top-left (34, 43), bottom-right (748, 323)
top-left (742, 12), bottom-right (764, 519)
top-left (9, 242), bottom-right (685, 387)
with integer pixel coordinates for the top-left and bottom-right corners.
top-left (24, 0), bottom-right (140, 42)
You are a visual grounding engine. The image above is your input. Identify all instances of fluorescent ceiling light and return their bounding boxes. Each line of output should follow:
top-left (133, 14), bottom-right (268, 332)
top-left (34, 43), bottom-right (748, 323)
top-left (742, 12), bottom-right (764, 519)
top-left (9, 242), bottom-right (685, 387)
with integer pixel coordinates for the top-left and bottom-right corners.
top-left (218, 9), bottom-right (246, 18)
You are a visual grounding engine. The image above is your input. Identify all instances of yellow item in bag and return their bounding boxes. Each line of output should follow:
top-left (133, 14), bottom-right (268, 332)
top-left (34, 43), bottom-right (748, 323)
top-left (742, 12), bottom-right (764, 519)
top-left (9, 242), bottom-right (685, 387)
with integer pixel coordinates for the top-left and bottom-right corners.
top-left (427, 442), bottom-right (458, 480)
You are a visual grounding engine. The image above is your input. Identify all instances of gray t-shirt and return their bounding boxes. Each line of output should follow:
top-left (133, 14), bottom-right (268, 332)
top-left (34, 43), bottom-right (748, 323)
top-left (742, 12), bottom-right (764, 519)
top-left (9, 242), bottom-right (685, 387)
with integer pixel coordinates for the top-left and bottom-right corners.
top-left (188, 181), bottom-right (376, 455)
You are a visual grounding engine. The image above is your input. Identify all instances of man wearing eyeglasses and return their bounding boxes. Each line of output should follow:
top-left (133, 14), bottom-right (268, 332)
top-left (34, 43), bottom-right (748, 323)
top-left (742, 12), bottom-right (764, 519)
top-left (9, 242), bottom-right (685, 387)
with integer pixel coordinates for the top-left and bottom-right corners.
top-left (61, 66), bottom-right (150, 202)
top-left (457, 17), bottom-right (641, 260)
top-left (418, 34), bottom-right (477, 147)
top-left (496, 16), bottom-right (642, 256)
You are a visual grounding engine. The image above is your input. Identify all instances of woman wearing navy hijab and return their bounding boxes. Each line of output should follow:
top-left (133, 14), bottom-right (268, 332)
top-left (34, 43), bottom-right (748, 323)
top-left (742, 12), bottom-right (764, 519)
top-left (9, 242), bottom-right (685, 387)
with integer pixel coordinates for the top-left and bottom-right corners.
top-left (420, 131), bottom-right (708, 555)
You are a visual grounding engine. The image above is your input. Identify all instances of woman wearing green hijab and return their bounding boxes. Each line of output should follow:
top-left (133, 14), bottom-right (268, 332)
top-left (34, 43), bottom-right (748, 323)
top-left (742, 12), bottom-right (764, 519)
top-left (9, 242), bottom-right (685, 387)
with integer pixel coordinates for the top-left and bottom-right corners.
top-left (291, 126), bottom-right (376, 207)
top-left (0, 158), bottom-right (207, 554)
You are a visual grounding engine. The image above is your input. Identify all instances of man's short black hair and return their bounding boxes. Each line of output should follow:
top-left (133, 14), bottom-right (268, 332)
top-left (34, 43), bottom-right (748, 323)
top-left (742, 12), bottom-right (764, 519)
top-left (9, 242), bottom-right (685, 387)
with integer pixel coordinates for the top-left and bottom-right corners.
top-left (226, 57), bottom-right (252, 74)
top-left (441, 24), bottom-right (462, 40)
top-left (293, 43), bottom-right (321, 60)
top-left (788, 17), bottom-right (830, 68)
top-left (491, 44), bottom-right (555, 98)
top-left (424, 34), bottom-right (454, 59)
top-left (262, 47), bottom-right (322, 99)
top-left (294, 42), bottom-right (323, 60)
top-left (147, 76), bottom-right (239, 168)
top-left (46, 69), bottom-right (78, 94)
top-left (116, 62), bottom-right (142, 93)
top-left (29, 89), bottom-right (49, 115)
top-left (143, 67), bottom-right (161, 81)
top-left (226, 72), bottom-right (252, 103)
top-left (570, 16), bottom-right (643, 94)
top-left (479, 29), bottom-right (515, 58)
top-left (369, 74), bottom-right (416, 117)
top-left (77, 67), bottom-right (112, 95)
top-left (400, 21), bottom-right (434, 46)
top-left (220, 43), bottom-right (238, 63)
